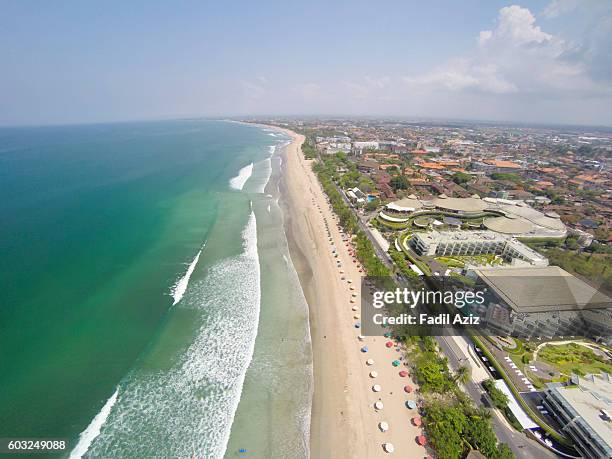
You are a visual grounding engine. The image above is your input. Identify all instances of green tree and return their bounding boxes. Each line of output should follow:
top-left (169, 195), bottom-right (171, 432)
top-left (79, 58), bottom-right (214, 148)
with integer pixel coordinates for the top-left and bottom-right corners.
top-left (425, 401), bottom-right (467, 459)
top-left (454, 365), bottom-right (471, 385)
top-left (390, 174), bottom-right (409, 190)
top-left (464, 409), bottom-right (498, 457)
top-left (365, 198), bottom-right (379, 212)
top-left (482, 379), bottom-right (509, 410)
top-left (452, 172), bottom-right (472, 185)
top-left (494, 443), bottom-right (515, 459)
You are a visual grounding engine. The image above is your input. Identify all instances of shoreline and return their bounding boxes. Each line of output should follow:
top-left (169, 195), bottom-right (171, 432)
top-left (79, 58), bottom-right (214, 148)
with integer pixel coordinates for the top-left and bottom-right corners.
top-left (269, 124), bottom-right (428, 458)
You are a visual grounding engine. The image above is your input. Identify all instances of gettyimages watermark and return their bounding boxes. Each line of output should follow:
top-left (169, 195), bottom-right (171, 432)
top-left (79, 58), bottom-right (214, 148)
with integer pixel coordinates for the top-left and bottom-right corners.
top-left (359, 275), bottom-right (612, 338)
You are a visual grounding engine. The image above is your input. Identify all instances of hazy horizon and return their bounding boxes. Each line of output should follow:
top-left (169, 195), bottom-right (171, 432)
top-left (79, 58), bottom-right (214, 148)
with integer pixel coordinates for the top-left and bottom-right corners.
top-left (2, 1), bottom-right (612, 127)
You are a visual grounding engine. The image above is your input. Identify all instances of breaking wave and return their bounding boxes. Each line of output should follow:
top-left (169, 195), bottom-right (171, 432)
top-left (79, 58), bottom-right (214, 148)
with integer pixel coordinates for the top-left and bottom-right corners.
top-left (83, 213), bottom-right (261, 458)
top-left (229, 163), bottom-right (253, 190)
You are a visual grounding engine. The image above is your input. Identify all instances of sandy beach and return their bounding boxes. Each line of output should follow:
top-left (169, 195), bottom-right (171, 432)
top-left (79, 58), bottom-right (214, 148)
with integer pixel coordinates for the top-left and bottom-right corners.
top-left (276, 127), bottom-right (429, 458)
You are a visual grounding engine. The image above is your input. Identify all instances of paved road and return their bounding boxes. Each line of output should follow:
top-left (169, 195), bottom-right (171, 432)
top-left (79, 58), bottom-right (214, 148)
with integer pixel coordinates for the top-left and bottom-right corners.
top-left (337, 188), bottom-right (395, 270)
top-left (437, 334), bottom-right (560, 459)
top-left (327, 173), bottom-right (560, 457)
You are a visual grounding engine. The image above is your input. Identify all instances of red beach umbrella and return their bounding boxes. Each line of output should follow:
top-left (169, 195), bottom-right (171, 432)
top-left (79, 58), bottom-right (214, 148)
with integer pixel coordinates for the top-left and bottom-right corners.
top-left (385, 341), bottom-right (394, 348)
top-left (403, 385), bottom-right (413, 393)
top-left (399, 370), bottom-right (409, 377)
top-left (412, 416), bottom-right (422, 426)
top-left (417, 435), bottom-right (427, 446)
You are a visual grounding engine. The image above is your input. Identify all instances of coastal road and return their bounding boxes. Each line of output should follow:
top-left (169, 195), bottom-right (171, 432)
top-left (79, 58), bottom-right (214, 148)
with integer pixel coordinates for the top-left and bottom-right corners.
top-left (327, 171), bottom-right (559, 458)
top-left (436, 334), bottom-right (560, 459)
top-left (338, 189), bottom-right (395, 271)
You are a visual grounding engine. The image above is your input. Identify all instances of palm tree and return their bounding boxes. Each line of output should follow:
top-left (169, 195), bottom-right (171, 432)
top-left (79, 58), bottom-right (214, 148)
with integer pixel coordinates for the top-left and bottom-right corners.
top-left (454, 365), bottom-right (471, 385)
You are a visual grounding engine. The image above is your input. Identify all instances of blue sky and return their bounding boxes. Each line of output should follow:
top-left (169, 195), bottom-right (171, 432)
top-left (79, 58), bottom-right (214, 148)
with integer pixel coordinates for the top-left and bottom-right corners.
top-left (2, 0), bottom-right (611, 126)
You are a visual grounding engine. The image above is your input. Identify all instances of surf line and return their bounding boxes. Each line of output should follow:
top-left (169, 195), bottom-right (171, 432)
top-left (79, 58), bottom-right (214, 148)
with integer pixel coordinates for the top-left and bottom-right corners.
top-left (171, 243), bottom-right (206, 306)
top-left (69, 388), bottom-right (119, 459)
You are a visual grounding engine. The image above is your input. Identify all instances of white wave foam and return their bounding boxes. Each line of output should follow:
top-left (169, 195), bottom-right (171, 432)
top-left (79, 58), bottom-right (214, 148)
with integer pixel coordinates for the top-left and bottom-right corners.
top-left (171, 246), bottom-right (204, 306)
top-left (229, 162), bottom-right (253, 190)
top-left (83, 213), bottom-right (261, 459)
top-left (256, 157), bottom-right (272, 194)
top-left (268, 145), bottom-right (276, 155)
top-left (69, 389), bottom-right (119, 459)
top-left (267, 132), bottom-right (277, 137)
top-left (267, 204), bottom-right (271, 213)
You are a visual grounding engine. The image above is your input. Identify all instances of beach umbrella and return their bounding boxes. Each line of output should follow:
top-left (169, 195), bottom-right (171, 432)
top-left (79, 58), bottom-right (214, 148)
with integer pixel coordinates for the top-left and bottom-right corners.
top-left (347, 279), bottom-right (353, 283)
top-left (349, 286), bottom-right (355, 291)
top-left (350, 299), bottom-right (356, 303)
top-left (378, 421), bottom-right (389, 432)
top-left (357, 335), bottom-right (365, 341)
top-left (399, 370), bottom-right (409, 377)
top-left (353, 314), bottom-right (360, 319)
top-left (361, 346), bottom-right (368, 353)
top-left (382, 443), bottom-right (395, 453)
top-left (366, 359), bottom-right (375, 365)
top-left (405, 400), bottom-right (417, 409)
top-left (369, 371), bottom-right (378, 378)
top-left (374, 401), bottom-right (384, 410)
top-left (352, 306), bottom-right (358, 311)
top-left (417, 435), bottom-right (427, 446)
top-left (351, 293), bottom-right (357, 297)
top-left (372, 384), bottom-right (382, 392)
top-left (403, 385), bottom-right (413, 393)
top-left (412, 416), bottom-right (422, 426)
top-left (354, 322), bottom-right (361, 328)
top-left (385, 341), bottom-right (394, 348)
top-left (392, 360), bottom-right (400, 367)
top-left (339, 269), bottom-right (345, 274)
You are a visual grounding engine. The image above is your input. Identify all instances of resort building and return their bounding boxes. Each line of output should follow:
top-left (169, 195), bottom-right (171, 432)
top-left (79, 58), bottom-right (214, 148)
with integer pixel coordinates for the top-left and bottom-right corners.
top-left (543, 373), bottom-right (612, 459)
top-left (379, 195), bottom-right (567, 239)
top-left (408, 230), bottom-right (548, 266)
top-left (346, 187), bottom-right (366, 204)
top-left (471, 266), bottom-right (612, 340)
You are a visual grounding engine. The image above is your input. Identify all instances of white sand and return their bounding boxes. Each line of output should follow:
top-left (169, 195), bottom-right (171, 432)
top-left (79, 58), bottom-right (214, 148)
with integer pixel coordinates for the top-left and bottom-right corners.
top-left (277, 127), bottom-right (429, 458)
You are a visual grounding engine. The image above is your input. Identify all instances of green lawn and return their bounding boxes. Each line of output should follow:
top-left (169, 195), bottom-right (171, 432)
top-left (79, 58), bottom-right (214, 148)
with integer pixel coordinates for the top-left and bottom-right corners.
top-left (377, 216), bottom-right (410, 230)
top-left (538, 342), bottom-right (612, 376)
top-left (435, 253), bottom-right (503, 269)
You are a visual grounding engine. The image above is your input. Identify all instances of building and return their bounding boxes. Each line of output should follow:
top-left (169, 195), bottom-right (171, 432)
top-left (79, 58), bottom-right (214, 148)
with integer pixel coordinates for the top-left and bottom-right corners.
top-left (543, 373), bottom-right (612, 459)
top-left (409, 230), bottom-right (548, 266)
top-left (346, 187), bottom-right (366, 204)
top-left (471, 266), bottom-right (612, 340)
top-left (352, 141), bottom-right (379, 154)
top-left (379, 195), bottom-right (567, 239)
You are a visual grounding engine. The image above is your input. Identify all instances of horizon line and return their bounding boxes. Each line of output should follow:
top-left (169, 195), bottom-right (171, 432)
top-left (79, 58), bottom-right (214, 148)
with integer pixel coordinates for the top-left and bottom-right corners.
top-left (1, 114), bottom-right (612, 131)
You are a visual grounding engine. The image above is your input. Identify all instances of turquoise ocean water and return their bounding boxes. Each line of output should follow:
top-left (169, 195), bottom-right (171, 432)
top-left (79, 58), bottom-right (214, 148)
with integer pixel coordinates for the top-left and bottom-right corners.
top-left (0, 120), bottom-right (312, 458)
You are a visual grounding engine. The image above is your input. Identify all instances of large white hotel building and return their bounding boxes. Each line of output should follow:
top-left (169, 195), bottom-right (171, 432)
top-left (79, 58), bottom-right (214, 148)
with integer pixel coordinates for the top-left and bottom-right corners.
top-left (408, 230), bottom-right (548, 266)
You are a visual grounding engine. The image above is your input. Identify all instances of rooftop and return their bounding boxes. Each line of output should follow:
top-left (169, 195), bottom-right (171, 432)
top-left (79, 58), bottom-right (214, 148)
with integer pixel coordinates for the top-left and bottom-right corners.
top-left (549, 373), bottom-right (612, 455)
top-left (474, 266), bottom-right (612, 313)
top-left (432, 195), bottom-right (489, 213)
top-left (483, 215), bottom-right (535, 234)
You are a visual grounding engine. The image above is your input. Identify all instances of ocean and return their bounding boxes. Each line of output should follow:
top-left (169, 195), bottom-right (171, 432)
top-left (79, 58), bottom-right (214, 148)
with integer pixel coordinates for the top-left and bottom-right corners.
top-left (0, 120), bottom-right (312, 458)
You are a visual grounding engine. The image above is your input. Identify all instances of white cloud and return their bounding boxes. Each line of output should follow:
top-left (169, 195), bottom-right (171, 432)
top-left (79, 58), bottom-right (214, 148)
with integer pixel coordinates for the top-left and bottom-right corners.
top-left (405, 59), bottom-right (517, 94)
top-left (543, 0), bottom-right (581, 18)
top-left (478, 30), bottom-right (492, 46)
top-left (404, 4), bottom-right (612, 98)
top-left (494, 5), bottom-right (552, 44)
